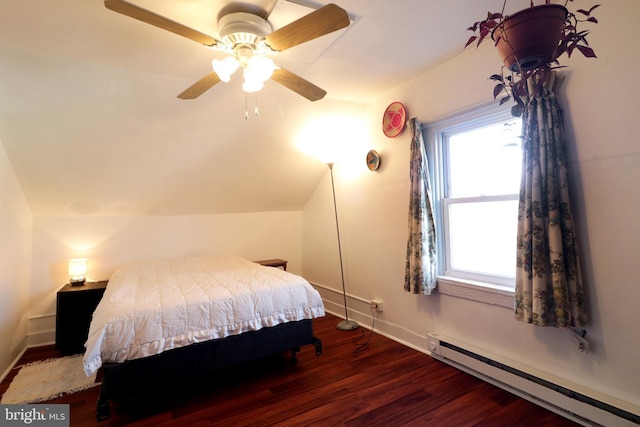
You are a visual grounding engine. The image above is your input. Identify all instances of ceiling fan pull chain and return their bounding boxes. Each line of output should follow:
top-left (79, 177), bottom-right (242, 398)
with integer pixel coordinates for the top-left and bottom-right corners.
top-left (245, 94), bottom-right (249, 120)
top-left (255, 94), bottom-right (259, 117)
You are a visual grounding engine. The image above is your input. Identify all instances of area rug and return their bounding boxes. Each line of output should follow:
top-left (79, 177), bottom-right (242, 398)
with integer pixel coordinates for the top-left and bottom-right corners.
top-left (1, 355), bottom-right (100, 404)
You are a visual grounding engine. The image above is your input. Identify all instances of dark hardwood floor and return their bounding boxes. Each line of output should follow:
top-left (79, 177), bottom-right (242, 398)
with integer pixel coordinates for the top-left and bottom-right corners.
top-left (1, 313), bottom-right (579, 426)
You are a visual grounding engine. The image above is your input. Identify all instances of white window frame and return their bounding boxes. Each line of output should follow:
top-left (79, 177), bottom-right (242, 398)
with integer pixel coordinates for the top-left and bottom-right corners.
top-left (425, 103), bottom-right (519, 309)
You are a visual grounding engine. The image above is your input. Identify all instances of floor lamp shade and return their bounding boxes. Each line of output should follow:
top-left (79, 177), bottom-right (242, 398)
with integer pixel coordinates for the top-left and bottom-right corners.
top-left (328, 163), bottom-right (359, 331)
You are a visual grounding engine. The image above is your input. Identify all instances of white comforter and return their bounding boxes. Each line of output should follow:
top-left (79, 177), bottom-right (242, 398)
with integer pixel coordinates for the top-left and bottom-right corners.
top-left (83, 255), bottom-right (325, 376)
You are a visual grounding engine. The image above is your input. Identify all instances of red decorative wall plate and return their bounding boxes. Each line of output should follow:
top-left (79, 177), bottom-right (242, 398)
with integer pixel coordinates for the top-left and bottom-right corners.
top-left (382, 102), bottom-right (406, 138)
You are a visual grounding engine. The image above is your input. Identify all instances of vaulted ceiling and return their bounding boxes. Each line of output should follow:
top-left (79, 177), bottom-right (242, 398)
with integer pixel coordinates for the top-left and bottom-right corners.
top-left (0, 0), bottom-right (528, 216)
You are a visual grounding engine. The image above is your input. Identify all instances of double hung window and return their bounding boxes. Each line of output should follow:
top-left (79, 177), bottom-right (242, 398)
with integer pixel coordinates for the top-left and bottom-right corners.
top-left (426, 106), bottom-right (522, 306)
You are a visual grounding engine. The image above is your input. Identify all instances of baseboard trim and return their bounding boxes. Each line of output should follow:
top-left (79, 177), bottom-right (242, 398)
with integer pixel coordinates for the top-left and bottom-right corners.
top-left (0, 347), bottom-right (27, 384)
top-left (26, 312), bottom-right (56, 348)
top-left (26, 331), bottom-right (55, 348)
top-left (311, 281), bottom-right (440, 353)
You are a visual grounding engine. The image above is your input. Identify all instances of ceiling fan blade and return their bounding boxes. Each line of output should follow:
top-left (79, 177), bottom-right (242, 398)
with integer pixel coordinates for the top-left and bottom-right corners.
top-left (271, 68), bottom-right (326, 101)
top-left (177, 72), bottom-right (221, 99)
top-left (104, 0), bottom-right (218, 47)
top-left (265, 3), bottom-right (349, 52)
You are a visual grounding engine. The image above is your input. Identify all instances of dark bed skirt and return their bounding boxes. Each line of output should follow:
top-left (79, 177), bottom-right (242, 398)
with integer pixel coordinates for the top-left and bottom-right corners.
top-left (97, 318), bottom-right (322, 421)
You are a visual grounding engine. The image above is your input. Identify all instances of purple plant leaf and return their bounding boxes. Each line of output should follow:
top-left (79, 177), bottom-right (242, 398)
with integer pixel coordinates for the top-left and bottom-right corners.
top-left (577, 45), bottom-right (597, 58)
top-left (465, 35), bottom-right (478, 48)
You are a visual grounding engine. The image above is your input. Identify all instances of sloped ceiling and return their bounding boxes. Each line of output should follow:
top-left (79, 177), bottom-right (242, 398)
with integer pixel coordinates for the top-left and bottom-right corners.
top-left (0, 0), bottom-right (525, 216)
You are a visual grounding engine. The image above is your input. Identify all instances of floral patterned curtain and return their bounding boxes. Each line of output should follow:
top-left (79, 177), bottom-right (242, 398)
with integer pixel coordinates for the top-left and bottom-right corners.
top-left (404, 118), bottom-right (437, 295)
top-left (515, 72), bottom-right (587, 327)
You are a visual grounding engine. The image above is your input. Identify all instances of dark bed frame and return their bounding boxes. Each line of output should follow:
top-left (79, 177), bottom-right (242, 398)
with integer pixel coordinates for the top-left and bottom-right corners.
top-left (96, 319), bottom-right (322, 421)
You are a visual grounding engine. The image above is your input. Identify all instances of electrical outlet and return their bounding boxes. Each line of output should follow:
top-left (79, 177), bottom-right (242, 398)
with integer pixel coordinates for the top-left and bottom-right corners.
top-left (370, 300), bottom-right (383, 312)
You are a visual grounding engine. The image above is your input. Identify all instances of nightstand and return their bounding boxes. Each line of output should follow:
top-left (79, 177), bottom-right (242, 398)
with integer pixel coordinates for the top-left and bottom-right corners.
top-left (255, 259), bottom-right (288, 271)
top-left (55, 280), bottom-right (108, 355)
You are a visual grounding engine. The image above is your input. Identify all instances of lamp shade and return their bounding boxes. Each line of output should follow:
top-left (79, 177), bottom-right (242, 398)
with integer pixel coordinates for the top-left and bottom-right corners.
top-left (212, 57), bottom-right (240, 83)
top-left (246, 56), bottom-right (275, 82)
top-left (68, 258), bottom-right (88, 284)
top-left (242, 56), bottom-right (275, 93)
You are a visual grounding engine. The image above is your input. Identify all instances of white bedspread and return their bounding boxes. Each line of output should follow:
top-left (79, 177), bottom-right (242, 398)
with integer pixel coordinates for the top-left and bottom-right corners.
top-left (83, 255), bottom-right (325, 376)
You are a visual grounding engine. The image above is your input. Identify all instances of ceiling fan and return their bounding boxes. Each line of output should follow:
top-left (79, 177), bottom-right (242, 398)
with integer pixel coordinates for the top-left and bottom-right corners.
top-left (103, 0), bottom-right (350, 101)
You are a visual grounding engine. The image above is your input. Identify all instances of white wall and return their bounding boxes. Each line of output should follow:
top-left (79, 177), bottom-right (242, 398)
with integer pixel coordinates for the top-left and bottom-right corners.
top-left (28, 211), bottom-right (303, 345)
top-left (302, 0), bottom-right (640, 413)
top-left (0, 138), bottom-right (32, 379)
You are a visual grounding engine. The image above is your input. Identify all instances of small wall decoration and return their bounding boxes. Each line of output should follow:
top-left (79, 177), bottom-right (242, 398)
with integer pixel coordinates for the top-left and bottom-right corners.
top-left (366, 150), bottom-right (381, 171)
top-left (382, 102), bottom-right (406, 138)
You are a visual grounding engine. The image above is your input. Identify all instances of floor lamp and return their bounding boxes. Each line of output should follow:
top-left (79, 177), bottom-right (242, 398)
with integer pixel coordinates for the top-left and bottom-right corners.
top-left (328, 162), bottom-right (359, 331)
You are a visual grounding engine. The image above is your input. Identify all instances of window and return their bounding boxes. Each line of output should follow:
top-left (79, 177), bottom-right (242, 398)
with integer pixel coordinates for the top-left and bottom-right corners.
top-left (426, 105), bottom-right (522, 307)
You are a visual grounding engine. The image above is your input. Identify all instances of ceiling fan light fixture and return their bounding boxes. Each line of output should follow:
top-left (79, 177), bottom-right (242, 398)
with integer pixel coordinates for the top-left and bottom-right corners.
top-left (247, 56), bottom-right (275, 81)
top-left (212, 56), bottom-right (240, 83)
top-left (103, 1), bottom-right (349, 101)
top-left (241, 56), bottom-right (275, 93)
top-left (242, 78), bottom-right (264, 93)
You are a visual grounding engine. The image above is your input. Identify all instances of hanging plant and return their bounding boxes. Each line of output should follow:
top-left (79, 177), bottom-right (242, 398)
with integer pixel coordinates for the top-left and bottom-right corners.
top-left (465, 0), bottom-right (599, 116)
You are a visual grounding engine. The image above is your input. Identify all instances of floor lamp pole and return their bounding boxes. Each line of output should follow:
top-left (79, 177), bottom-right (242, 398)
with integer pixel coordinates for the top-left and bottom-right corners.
top-left (328, 163), bottom-right (359, 331)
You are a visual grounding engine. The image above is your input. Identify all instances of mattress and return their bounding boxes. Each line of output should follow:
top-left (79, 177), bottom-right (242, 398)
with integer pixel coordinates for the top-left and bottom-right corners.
top-left (83, 255), bottom-right (325, 376)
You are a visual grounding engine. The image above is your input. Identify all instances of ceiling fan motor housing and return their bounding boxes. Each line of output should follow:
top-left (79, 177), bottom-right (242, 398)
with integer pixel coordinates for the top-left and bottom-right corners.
top-left (218, 12), bottom-right (272, 49)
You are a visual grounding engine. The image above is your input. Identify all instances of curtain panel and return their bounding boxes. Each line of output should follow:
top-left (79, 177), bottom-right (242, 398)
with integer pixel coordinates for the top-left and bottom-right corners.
top-left (404, 118), bottom-right (437, 295)
top-left (515, 72), bottom-right (587, 327)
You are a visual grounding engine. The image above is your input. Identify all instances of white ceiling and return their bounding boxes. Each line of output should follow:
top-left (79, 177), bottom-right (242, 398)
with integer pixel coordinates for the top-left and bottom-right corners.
top-left (0, 0), bottom-right (527, 216)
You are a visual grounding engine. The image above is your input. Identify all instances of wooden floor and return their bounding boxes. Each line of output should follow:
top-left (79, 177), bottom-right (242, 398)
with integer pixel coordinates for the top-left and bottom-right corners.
top-left (1, 313), bottom-right (579, 427)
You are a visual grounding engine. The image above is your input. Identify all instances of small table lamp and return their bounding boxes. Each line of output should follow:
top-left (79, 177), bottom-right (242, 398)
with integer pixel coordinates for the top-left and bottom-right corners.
top-left (69, 258), bottom-right (88, 286)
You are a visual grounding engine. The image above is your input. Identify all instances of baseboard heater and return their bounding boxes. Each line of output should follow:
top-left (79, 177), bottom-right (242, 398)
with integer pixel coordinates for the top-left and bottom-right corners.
top-left (426, 333), bottom-right (640, 427)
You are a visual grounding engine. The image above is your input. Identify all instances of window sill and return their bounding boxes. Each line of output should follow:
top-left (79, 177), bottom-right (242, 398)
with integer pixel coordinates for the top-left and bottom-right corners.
top-left (437, 276), bottom-right (514, 309)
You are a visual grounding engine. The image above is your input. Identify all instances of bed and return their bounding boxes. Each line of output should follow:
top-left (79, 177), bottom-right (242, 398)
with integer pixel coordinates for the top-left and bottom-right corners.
top-left (83, 254), bottom-right (325, 421)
